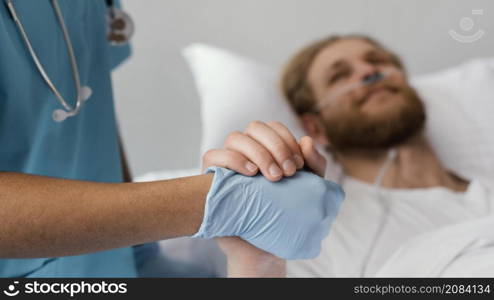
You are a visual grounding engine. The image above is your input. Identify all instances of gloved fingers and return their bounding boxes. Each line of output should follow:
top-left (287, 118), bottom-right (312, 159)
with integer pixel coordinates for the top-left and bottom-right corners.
top-left (224, 130), bottom-right (283, 181)
top-left (244, 121), bottom-right (298, 177)
top-left (299, 136), bottom-right (327, 177)
top-left (202, 149), bottom-right (259, 175)
top-left (266, 121), bottom-right (305, 170)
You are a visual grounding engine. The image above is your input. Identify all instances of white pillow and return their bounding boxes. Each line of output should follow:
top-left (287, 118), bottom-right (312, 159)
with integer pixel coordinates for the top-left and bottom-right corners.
top-left (183, 43), bottom-right (494, 182)
top-left (183, 44), bottom-right (306, 151)
top-left (411, 60), bottom-right (494, 182)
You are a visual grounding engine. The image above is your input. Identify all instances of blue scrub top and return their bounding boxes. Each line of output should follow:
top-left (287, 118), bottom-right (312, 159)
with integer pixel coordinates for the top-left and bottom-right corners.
top-left (0, 0), bottom-right (137, 277)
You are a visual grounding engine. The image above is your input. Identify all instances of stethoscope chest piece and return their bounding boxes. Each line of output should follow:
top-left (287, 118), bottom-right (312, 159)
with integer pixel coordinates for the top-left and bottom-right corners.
top-left (107, 6), bottom-right (134, 46)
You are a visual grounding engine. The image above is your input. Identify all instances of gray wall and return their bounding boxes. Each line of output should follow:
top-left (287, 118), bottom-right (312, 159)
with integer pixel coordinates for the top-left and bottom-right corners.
top-left (113, 0), bottom-right (494, 177)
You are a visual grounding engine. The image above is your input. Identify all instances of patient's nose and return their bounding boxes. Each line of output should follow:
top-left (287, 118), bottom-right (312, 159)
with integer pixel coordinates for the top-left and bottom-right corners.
top-left (354, 62), bottom-right (379, 84)
top-left (362, 72), bottom-right (384, 85)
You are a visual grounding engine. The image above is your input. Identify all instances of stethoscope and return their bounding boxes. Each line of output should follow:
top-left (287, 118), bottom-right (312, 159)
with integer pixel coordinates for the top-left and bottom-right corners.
top-left (4, 0), bottom-right (134, 122)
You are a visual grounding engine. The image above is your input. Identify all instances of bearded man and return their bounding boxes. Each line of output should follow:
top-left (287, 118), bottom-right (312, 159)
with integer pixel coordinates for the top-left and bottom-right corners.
top-left (203, 35), bottom-right (493, 277)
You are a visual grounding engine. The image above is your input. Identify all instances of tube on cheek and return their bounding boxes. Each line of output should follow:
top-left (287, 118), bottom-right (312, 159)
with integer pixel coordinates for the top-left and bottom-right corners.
top-left (314, 69), bottom-right (397, 112)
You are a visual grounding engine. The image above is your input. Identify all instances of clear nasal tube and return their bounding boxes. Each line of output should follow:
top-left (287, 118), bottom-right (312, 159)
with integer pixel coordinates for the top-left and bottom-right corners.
top-left (314, 69), bottom-right (396, 113)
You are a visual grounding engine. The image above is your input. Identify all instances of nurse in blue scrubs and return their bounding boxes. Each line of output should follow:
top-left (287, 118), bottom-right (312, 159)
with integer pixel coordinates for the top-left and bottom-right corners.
top-left (0, 0), bottom-right (153, 277)
top-left (0, 0), bottom-right (344, 278)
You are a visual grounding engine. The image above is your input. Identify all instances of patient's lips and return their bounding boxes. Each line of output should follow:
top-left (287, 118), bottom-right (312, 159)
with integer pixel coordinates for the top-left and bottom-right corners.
top-left (359, 85), bottom-right (398, 107)
top-left (367, 87), bottom-right (390, 100)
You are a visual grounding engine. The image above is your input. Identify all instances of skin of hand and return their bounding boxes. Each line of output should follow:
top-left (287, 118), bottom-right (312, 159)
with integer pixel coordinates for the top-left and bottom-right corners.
top-left (217, 236), bottom-right (286, 278)
top-left (202, 120), bottom-right (328, 277)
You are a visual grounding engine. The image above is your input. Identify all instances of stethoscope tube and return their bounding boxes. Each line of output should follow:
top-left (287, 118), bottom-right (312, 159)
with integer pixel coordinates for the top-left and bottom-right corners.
top-left (5, 0), bottom-right (92, 122)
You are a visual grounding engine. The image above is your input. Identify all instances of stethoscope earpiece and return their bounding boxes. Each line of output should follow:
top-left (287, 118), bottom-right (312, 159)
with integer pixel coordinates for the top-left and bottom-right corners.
top-left (52, 109), bottom-right (70, 122)
top-left (81, 86), bottom-right (92, 102)
top-left (52, 86), bottom-right (92, 122)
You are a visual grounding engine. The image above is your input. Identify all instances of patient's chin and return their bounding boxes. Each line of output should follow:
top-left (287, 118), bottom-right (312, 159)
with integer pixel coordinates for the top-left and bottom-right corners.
top-left (324, 88), bottom-right (426, 151)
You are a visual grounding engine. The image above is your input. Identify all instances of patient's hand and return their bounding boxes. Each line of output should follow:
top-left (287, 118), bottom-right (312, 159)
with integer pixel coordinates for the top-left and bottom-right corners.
top-left (217, 237), bottom-right (286, 278)
top-left (203, 121), bottom-right (327, 277)
top-left (202, 121), bottom-right (327, 179)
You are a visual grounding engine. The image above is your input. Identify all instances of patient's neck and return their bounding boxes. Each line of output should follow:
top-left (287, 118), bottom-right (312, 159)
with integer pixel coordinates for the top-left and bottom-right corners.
top-left (334, 134), bottom-right (469, 192)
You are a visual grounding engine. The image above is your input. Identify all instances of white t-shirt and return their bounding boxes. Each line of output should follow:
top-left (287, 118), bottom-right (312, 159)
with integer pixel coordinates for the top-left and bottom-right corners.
top-left (287, 177), bottom-right (494, 277)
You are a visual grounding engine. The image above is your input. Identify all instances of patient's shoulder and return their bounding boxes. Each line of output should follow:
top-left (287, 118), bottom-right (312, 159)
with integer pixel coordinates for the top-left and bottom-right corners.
top-left (463, 178), bottom-right (494, 215)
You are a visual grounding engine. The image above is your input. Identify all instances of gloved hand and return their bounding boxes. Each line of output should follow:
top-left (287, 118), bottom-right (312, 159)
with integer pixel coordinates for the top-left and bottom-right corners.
top-left (192, 166), bottom-right (344, 260)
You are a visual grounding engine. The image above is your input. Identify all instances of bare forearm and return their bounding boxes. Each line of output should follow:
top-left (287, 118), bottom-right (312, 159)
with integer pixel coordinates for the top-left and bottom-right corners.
top-left (218, 237), bottom-right (286, 278)
top-left (0, 172), bottom-right (212, 258)
top-left (227, 256), bottom-right (286, 278)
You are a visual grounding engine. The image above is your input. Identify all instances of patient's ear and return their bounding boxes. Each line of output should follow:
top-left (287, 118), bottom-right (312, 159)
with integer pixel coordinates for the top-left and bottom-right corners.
top-left (300, 113), bottom-right (330, 147)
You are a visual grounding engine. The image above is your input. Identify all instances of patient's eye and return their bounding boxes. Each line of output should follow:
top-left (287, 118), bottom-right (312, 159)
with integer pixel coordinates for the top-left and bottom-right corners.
top-left (366, 52), bottom-right (391, 65)
top-left (369, 58), bottom-right (388, 65)
top-left (328, 69), bottom-right (350, 85)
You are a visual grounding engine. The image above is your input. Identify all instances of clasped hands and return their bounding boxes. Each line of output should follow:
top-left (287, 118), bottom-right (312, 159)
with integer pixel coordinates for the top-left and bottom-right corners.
top-left (202, 121), bottom-right (328, 277)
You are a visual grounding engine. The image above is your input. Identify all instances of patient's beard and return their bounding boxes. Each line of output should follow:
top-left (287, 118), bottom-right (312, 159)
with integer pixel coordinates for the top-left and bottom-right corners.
top-left (322, 86), bottom-right (426, 153)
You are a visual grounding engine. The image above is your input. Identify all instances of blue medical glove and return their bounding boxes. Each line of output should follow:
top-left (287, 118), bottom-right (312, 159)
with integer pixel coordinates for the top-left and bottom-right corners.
top-left (192, 167), bottom-right (345, 260)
